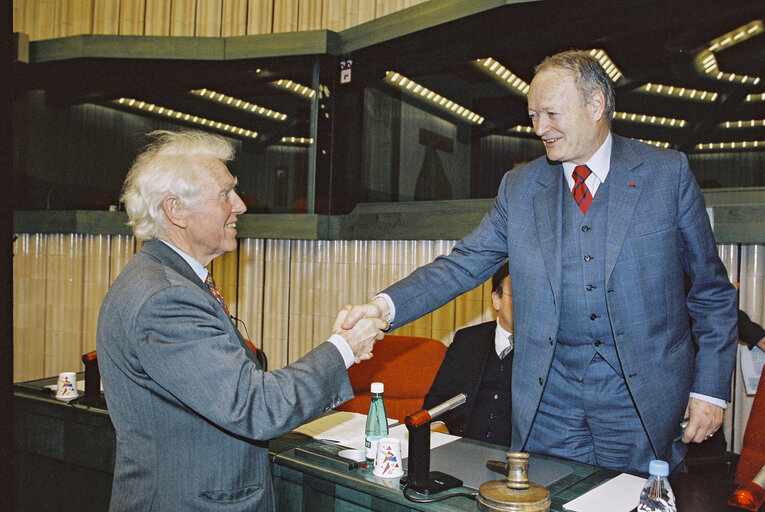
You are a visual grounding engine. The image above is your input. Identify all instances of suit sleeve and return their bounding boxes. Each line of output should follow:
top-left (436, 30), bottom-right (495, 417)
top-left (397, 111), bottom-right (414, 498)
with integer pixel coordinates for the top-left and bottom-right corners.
top-left (384, 175), bottom-right (512, 328)
top-left (738, 309), bottom-right (765, 350)
top-left (676, 153), bottom-right (738, 399)
top-left (132, 284), bottom-right (353, 441)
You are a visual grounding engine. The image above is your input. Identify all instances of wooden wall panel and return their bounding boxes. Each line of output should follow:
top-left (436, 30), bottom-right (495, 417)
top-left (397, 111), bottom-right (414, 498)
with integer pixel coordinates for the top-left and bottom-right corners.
top-left (322, 0), bottom-right (342, 32)
top-left (272, 0), bottom-right (298, 33)
top-left (55, 0), bottom-right (94, 37)
top-left (92, 0), bottom-right (121, 34)
top-left (288, 239), bottom-right (316, 361)
top-left (119, 0), bottom-right (146, 35)
top-left (236, 238), bottom-right (265, 352)
top-left (195, 0), bottom-right (222, 36)
top-left (19, 0), bottom-right (58, 40)
top-left (13, 234), bottom-right (47, 381)
top-left (246, 0), bottom-right (272, 34)
top-left (81, 234), bottom-right (111, 356)
top-left (262, 239), bottom-right (291, 368)
top-left (145, 0), bottom-right (172, 35)
top-left (221, 0), bottom-right (248, 36)
top-left (170, 0), bottom-right (196, 36)
top-left (17, 0), bottom-right (438, 40)
top-left (109, 235), bottom-right (136, 283)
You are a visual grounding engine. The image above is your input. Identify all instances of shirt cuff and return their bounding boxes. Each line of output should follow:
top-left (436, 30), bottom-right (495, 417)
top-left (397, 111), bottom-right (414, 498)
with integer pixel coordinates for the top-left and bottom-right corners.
top-left (375, 293), bottom-right (396, 324)
top-left (689, 392), bottom-right (727, 409)
top-left (328, 334), bottom-right (355, 369)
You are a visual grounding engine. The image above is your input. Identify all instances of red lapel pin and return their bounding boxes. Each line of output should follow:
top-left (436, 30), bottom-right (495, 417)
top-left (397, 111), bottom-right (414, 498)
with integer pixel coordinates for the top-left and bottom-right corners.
top-left (629, 181), bottom-right (635, 187)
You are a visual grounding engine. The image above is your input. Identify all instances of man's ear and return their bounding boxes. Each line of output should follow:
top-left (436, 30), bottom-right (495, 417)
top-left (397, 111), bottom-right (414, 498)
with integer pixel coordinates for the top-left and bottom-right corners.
top-left (162, 196), bottom-right (187, 228)
top-left (587, 90), bottom-right (606, 122)
top-left (491, 290), bottom-right (502, 313)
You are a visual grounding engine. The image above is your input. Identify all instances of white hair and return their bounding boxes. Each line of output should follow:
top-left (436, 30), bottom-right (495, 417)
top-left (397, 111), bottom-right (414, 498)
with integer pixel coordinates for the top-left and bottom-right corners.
top-left (121, 130), bottom-right (235, 240)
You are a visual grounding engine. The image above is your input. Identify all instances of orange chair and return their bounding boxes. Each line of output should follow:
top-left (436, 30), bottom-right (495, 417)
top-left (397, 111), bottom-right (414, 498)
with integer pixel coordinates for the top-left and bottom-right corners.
top-left (735, 373), bottom-right (765, 484)
top-left (334, 334), bottom-right (447, 422)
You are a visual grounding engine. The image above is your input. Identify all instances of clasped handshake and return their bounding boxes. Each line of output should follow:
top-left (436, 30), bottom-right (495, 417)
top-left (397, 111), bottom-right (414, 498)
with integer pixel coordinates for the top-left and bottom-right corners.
top-left (332, 297), bottom-right (392, 364)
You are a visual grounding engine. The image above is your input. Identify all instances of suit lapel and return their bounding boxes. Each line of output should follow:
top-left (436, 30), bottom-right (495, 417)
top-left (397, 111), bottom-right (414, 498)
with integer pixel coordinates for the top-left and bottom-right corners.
top-left (533, 163), bottom-right (564, 307)
top-left (605, 136), bottom-right (645, 283)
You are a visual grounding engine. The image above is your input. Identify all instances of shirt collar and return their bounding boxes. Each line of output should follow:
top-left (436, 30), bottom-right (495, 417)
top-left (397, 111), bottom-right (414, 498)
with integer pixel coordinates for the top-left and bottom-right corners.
top-left (494, 320), bottom-right (513, 357)
top-left (562, 132), bottom-right (613, 185)
top-left (159, 239), bottom-right (208, 282)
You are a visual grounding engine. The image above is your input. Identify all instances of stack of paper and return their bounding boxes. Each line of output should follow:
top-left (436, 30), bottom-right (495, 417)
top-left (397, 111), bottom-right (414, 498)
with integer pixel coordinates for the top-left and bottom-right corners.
top-left (562, 473), bottom-right (646, 512)
top-left (294, 411), bottom-right (460, 458)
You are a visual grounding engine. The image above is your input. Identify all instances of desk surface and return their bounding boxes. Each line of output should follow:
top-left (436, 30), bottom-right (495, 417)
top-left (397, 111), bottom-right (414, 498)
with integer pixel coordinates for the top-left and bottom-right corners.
top-left (13, 376), bottom-right (750, 512)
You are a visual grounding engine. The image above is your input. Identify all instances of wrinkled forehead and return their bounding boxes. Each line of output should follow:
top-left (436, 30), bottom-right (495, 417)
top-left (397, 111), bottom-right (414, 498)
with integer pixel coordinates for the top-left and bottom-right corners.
top-left (528, 68), bottom-right (580, 109)
top-left (193, 154), bottom-right (236, 186)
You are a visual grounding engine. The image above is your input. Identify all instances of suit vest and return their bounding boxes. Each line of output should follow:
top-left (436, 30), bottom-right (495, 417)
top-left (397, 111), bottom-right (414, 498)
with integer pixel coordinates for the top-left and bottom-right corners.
top-left (556, 173), bottom-right (622, 380)
top-left (466, 350), bottom-right (512, 445)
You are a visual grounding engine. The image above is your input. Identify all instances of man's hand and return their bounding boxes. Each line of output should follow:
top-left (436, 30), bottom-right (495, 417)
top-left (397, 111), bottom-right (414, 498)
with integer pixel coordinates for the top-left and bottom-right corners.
top-left (333, 306), bottom-right (388, 363)
top-left (681, 397), bottom-right (724, 444)
top-left (341, 297), bottom-right (390, 330)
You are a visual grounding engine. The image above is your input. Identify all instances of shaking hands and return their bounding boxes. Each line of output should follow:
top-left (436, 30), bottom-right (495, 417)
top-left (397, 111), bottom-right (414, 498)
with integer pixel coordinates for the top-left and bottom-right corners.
top-left (333, 304), bottom-right (389, 364)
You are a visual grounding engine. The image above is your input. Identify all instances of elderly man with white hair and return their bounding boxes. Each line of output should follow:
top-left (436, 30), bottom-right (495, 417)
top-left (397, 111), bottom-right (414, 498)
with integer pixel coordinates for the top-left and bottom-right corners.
top-left (97, 130), bottom-right (387, 512)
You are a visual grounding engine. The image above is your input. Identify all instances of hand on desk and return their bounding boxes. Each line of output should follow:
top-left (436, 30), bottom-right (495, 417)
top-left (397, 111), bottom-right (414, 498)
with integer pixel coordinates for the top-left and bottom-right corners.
top-left (333, 306), bottom-right (388, 364)
top-left (682, 397), bottom-right (724, 444)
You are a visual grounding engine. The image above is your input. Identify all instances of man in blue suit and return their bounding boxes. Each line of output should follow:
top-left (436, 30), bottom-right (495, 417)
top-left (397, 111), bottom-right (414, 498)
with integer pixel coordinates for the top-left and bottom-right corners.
top-left (344, 50), bottom-right (737, 474)
top-left (97, 130), bottom-right (387, 511)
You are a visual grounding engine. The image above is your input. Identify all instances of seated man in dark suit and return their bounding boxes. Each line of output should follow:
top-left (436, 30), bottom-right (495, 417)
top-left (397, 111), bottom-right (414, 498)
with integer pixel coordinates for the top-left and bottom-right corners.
top-left (423, 262), bottom-right (513, 446)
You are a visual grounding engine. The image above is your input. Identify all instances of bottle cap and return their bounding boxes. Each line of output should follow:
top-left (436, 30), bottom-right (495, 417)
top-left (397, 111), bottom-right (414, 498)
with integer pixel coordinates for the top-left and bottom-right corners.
top-left (648, 459), bottom-right (669, 477)
top-left (371, 382), bottom-right (384, 393)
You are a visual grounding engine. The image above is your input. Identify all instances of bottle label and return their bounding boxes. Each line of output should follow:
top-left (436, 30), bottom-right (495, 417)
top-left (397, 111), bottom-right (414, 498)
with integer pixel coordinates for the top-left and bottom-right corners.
top-left (365, 437), bottom-right (381, 461)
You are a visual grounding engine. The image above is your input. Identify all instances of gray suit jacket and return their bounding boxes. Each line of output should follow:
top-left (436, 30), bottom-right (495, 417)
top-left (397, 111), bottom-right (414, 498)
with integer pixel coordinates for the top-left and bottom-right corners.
top-left (384, 135), bottom-right (737, 467)
top-left (97, 239), bottom-right (353, 511)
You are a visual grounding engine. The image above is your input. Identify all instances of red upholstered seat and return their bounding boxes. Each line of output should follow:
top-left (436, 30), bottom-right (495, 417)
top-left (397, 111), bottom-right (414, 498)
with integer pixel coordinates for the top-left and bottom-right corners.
top-left (335, 334), bottom-right (447, 422)
top-left (735, 373), bottom-right (765, 484)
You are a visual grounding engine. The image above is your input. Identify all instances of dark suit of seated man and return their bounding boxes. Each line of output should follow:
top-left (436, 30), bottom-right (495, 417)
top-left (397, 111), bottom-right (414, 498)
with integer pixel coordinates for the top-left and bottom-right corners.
top-left (423, 262), bottom-right (514, 446)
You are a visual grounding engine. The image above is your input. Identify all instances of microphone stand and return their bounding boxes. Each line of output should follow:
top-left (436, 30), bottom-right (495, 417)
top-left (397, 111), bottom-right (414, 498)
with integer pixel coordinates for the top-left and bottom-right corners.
top-left (401, 393), bottom-right (467, 495)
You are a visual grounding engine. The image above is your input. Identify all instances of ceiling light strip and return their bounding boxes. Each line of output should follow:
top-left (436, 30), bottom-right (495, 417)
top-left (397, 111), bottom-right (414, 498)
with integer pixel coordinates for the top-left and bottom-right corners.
top-left (384, 71), bottom-right (485, 124)
top-left (745, 93), bottom-right (765, 103)
top-left (721, 119), bottom-right (765, 129)
top-left (614, 111), bottom-right (686, 127)
top-left (272, 79), bottom-right (316, 98)
top-left (191, 89), bottom-right (288, 121)
top-left (588, 49), bottom-right (622, 82)
top-left (511, 125), bottom-right (535, 134)
top-left (114, 98), bottom-right (258, 139)
top-left (641, 83), bottom-right (717, 102)
top-left (476, 58), bottom-right (530, 95)
top-left (708, 20), bottom-right (763, 52)
top-left (697, 50), bottom-right (761, 85)
top-left (279, 137), bottom-right (313, 145)
top-left (695, 141), bottom-right (764, 151)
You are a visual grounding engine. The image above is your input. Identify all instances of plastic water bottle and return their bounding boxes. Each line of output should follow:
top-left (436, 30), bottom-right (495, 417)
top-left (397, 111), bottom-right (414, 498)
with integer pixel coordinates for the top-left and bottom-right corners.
top-left (364, 382), bottom-right (388, 464)
top-left (637, 460), bottom-right (677, 512)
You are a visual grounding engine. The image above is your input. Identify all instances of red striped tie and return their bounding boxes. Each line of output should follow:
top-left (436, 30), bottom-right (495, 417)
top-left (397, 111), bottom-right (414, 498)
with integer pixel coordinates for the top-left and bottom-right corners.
top-left (572, 165), bottom-right (593, 214)
top-left (205, 274), bottom-right (230, 316)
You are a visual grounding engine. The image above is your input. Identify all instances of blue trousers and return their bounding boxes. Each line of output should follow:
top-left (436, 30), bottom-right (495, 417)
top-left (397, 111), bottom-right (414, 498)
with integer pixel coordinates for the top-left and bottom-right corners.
top-left (524, 354), bottom-right (656, 475)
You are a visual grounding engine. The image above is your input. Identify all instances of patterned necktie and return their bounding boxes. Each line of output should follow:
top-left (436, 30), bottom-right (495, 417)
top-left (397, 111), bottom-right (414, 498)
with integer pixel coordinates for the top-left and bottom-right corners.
top-left (572, 165), bottom-right (593, 214)
top-left (205, 274), bottom-right (230, 316)
top-left (500, 333), bottom-right (514, 359)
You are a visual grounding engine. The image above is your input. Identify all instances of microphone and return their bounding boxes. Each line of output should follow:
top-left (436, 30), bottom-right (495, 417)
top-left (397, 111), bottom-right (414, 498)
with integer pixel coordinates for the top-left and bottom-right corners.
top-left (405, 393), bottom-right (467, 428)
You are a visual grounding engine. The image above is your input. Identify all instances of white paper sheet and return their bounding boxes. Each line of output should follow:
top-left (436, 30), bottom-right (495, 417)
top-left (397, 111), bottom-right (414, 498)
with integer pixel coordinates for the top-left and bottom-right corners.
top-left (293, 411), bottom-right (460, 458)
top-left (741, 344), bottom-right (765, 395)
top-left (562, 473), bottom-right (646, 512)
